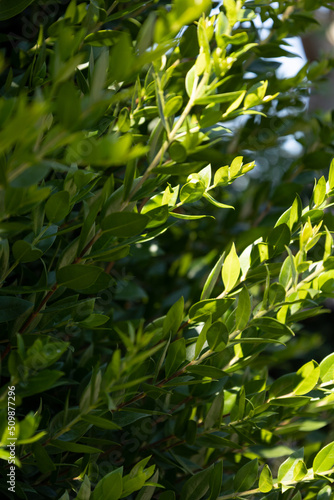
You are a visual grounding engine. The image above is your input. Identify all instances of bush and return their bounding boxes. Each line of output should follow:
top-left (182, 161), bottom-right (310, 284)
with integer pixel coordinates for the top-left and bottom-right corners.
top-left (1, 0), bottom-right (334, 499)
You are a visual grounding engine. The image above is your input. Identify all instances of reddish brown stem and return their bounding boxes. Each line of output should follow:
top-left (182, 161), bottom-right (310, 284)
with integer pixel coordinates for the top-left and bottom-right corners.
top-left (116, 391), bottom-right (146, 410)
top-left (114, 361), bottom-right (195, 412)
top-left (1, 342), bottom-right (11, 360)
top-left (138, 197), bottom-right (150, 213)
top-left (18, 229), bottom-right (103, 337)
top-left (19, 284), bottom-right (58, 334)
top-left (177, 319), bottom-right (190, 333)
top-left (105, 261), bottom-right (115, 274)
top-left (73, 230), bottom-right (102, 264)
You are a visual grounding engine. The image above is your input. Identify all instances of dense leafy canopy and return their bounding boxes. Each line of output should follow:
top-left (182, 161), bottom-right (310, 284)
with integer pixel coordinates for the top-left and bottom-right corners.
top-left (1, 0), bottom-right (334, 499)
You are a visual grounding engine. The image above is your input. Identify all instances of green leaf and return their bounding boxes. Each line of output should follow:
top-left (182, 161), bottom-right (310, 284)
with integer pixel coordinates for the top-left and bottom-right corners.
top-left (244, 81), bottom-right (268, 109)
top-left (269, 397), bottom-right (311, 407)
top-left (214, 166), bottom-right (229, 187)
top-left (45, 191), bottom-right (70, 223)
top-left (196, 164), bottom-right (211, 189)
top-left (101, 212), bottom-right (150, 237)
top-left (159, 493), bottom-right (175, 500)
top-left (290, 195), bottom-right (302, 230)
top-left (259, 464), bottom-right (273, 493)
top-left (317, 485), bottom-right (333, 500)
top-left (84, 30), bottom-right (123, 47)
top-left (313, 442), bottom-right (334, 474)
top-left (12, 240), bottom-right (43, 263)
top-left (169, 142), bottom-right (187, 162)
top-left (129, 456), bottom-right (152, 478)
top-left (0, 238), bottom-right (9, 280)
top-left (135, 469), bottom-right (159, 500)
top-left (230, 337), bottom-right (285, 346)
top-left (320, 353), bottom-right (334, 383)
top-left (251, 317), bottom-right (294, 338)
top-left (92, 470), bottom-right (123, 500)
top-left (329, 158), bottom-right (334, 191)
top-left (185, 65), bottom-right (198, 98)
top-left (31, 442), bottom-right (56, 474)
top-left (233, 459), bottom-right (258, 491)
top-left (59, 492), bottom-right (70, 500)
top-left (285, 246), bottom-right (297, 288)
top-left (278, 448), bottom-right (304, 484)
top-left (81, 414), bottom-right (122, 430)
top-left (11, 163), bottom-right (51, 188)
top-left (313, 176), bottom-right (327, 206)
top-left (68, 134), bottom-right (137, 167)
top-left (215, 11), bottom-right (229, 41)
top-left (204, 388), bottom-right (224, 430)
top-left (79, 314), bottom-right (110, 328)
top-left (222, 243), bottom-right (240, 293)
top-left (0, 296), bottom-right (32, 322)
top-left (276, 195), bottom-right (302, 231)
top-left (85, 245), bottom-right (130, 263)
top-left (181, 467), bottom-right (213, 500)
top-left (268, 282), bottom-right (286, 306)
top-left (50, 440), bottom-right (103, 454)
top-left (18, 370), bottom-right (64, 397)
top-left (235, 286), bottom-right (251, 330)
top-left (57, 264), bottom-right (104, 290)
top-left (196, 434), bottom-right (237, 450)
top-left (180, 179), bottom-right (206, 204)
top-left (229, 156), bottom-right (243, 179)
top-left (0, 0), bottom-right (35, 20)
top-left (118, 108), bottom-right (131, 133)
top-left (208, 461), bottom-right (223, 500)
top-left (169, 212), bottom-right (212, 221)
top-left (267, 224), bottom-right (291, 256)
top-left (238, 8), bottom-right (257, 21)
top-left (195, 91), bottom-right (244, 105)
top-left (185, 420), bottom-right (197, 445)
top-left (164, 96), bottom-right (183, 117)
top-left (57, 82), bottom-right (81, 130)
top-left (25, 338), bottom-right (69, 370)
top-left (77, 271), bottom-right (113, 294)
top-left (294, 360), bottom-right (320, 395)
top-left (77, 197), bottom-right (102, 255)
top-left (163, 296), bottom-right (184, 337)
top-left (123, 159), bottom-right (137, 200)
top-left (269, 373), bottom-right (300, 398)
top-left (165, 338), bottom-right (186, 377)
top-left (193, 317), bottom-right (210, 358)
top-left (293, 460), bottom-right (308, 481)
top-left (223, 91), bottom-right (246, 116)
top-left (75, 475), bottom-right (91, 500)
top-left (203, 192), bottom-right (234, 209)
top-left (206, 321), bottom-right (228, 352)
top-left (121, 467), bottom-right (155, 497)
top-left (186, 365), bottom-right (227, 379)
top-left (224, 0), bottom-right (237, 26)
top-left (189, 298), bottom-right (233, 323)
top-left (279, 254), bottom-right (293, 289)
top-left (201, 253), bottom-right (225, 300)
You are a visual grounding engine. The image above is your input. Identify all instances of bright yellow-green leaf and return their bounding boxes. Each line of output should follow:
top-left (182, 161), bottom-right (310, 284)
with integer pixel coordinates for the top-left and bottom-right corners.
top-left (222, 243), bottom-right (240, 293)
top-left (313, 442), bottom-right (334, 474)
top-left (278, 448), bottom-right (304, 484)
top-left (259, 464), bottom-right (273, 493)
top-left (320, 352), bottom-right (334, 383)
top-left (294, 360), bottom-right (320, 395)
